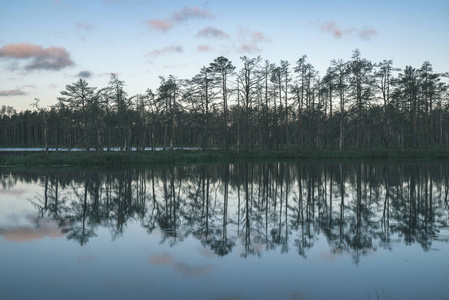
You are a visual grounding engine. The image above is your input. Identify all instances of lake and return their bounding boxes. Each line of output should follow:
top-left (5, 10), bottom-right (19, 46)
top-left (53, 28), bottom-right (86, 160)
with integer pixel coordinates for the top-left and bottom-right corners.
top-left (1, 161), bottom-right (448, 300)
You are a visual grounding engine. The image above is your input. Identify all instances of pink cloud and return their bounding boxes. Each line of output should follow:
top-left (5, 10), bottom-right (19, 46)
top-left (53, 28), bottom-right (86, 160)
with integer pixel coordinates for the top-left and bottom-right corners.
top-left (0, 89), bottom-right (27, 97)
top-left (172, 6), bottom-right (213, 22)
top-left (317, 21), bottom-right (378, 40)
top-left (0, 43), bottom-right (74, 71)
top-left (0, 43), bottom-right (43, 58)
top-left (235, 27), bottom-right (270, 54)
top-left (146, 6), bottom-right (213, 33)
top-left (149, 252), bottom-right (174, 265)
top-left (197, 44), bottom-right (213, 52)
top-left (0, 220), bottom-right (64, 242)
top-left (21, 84), bottom-right (36, 89)
top-left (359, 28), bottom-right (378, 40)
top-left (319, 21), bottom-right (355, 39)
top-left (146, 19), bottom-right (173, 32)
top-left (149, 252), bottom-right (215, 279)
top-left (251, 31), bottom-right (269, 43)
top-left (196, 26), bottom-right (229, 39)
top-left (238, 43), bottom-right (261, 54)
top-left (149, 45), bottom-right (183, 57)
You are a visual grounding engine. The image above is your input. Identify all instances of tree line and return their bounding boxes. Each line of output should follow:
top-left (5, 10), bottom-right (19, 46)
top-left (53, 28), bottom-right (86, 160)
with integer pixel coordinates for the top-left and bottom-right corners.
top-left (1, 49), bottom-right (448, 151)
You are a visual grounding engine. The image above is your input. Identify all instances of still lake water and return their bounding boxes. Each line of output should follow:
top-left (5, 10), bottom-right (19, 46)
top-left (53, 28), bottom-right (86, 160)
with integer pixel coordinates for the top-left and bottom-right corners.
top-left (1, 161), bottom-right (448, 300)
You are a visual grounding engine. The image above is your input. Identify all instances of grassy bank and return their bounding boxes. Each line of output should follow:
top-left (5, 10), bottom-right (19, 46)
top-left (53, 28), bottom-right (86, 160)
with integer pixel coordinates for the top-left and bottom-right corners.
top-left (1, 148), bottom-right (449, 167)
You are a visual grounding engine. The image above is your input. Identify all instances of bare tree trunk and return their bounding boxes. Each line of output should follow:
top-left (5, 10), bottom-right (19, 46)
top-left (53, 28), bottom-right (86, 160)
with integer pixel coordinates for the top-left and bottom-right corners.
top-left (339, 110), bottom-right (344, 151)
top-left (170, 101), bottom-right (175, 151)
top-left (96, 121), bottom-right (101, 152)
top-left (237, 79), bottom-right (240, 151)
top-left (43, 114), bottom-right (48, 154)
top-left (126, 124), bottom-right (132, 153)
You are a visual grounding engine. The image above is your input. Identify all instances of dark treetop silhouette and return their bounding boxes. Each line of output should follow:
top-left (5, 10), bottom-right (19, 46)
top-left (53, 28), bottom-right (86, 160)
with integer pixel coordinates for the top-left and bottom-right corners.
top-left (1, 51), bottom-right (448, 152)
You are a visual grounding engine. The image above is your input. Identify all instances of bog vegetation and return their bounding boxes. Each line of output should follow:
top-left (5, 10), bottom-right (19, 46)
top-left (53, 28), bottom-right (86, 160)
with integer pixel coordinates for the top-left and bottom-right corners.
top-left (1, 50), bottom-right (448, 152)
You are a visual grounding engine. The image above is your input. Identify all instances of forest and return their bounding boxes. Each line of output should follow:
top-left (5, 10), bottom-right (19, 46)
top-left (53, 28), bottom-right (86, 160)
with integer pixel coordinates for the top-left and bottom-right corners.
top-left (1, 49), bottom-right (448, 152)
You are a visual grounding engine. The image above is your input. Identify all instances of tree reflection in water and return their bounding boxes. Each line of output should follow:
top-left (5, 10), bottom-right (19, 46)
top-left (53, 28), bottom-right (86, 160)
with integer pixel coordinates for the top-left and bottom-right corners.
top-left (5, 161), bottom-right (448, 263)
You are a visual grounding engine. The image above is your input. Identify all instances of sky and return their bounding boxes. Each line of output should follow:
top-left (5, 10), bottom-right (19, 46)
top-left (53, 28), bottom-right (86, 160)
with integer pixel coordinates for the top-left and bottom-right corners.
top-left (1, 0), bottom-right (448, 111)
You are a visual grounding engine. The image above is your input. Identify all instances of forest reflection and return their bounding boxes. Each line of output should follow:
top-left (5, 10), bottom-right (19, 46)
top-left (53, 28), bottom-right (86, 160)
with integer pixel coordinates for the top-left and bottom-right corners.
top-left (3, 162), bottom-right (449, 263)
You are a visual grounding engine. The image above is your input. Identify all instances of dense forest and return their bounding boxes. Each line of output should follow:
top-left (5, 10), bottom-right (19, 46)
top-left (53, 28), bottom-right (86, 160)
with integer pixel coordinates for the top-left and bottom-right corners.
top-left (1, 49), bottom-right (448, 151)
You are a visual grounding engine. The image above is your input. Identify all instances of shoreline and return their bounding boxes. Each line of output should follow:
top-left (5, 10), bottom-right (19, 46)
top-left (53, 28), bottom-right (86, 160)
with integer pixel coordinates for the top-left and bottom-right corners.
top-left (1, 148), bottom-right (449, 167)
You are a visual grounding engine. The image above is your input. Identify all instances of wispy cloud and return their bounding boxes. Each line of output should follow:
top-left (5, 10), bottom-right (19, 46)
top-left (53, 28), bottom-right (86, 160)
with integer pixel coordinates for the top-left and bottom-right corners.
top-left (0, 89), bottom-right (27, 97)
top-left (359, 28), bottom-right (378, 40)
top-left (196, 26), bottom-right (229, 39)
top-left (0, 219), bottom-right (63, 242)
top-left (149, 252), bottom-right (174, 265)
top-left (146, 19), bottom-right (173, 32)
top-left (197, 44), bottom-right (213, 52)
top-left (237, 43), bottom-right (260, 54)
top-left (20, 84), bottom-right (36, 89)
top-left (149, 45), bottom-right (183, 57)
top-left (0, 84), bottom-right (37, 97)
top-left (316, 21), bottom-right (378, 40)
top-left (146, 6), bottom-right (213, 32)
top-left (171, 6), bottom-right (213, 22)
top-left (76, 70), bottom-right (93, 78)
top-left (318, 21), bottom-right (355, 39)
top-left (76, 22), bottom-right (96, 31)
top-left (235, 27), bottom-right (271, 54)
top-left (149, 252), bottom-right (215, 279)
top-left (195, 27), bottom-right (269, 54)
top-left (0, 43), bottom-right (74, 71)
top-left (251, 31), bottom-right (269, 43)
top-left (172, 262), bottom-right (215, 279)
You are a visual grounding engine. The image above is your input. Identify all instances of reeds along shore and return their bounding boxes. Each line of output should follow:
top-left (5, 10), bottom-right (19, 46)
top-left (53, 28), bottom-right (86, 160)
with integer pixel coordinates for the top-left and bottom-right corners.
top-left (1, 148), bottom-right (449, 167)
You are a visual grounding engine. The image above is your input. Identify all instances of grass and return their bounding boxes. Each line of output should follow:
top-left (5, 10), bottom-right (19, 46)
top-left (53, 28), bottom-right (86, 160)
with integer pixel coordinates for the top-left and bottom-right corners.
top-left (1, 148), bottom-right (448, 167)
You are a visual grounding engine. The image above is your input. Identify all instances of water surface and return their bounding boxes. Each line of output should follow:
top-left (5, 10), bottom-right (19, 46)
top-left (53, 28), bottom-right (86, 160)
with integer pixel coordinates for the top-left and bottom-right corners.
top-left (1, 162), bottom-right (448, 299)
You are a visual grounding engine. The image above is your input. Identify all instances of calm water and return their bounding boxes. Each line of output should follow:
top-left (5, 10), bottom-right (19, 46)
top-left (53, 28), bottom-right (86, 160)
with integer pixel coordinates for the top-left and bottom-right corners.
top-left (1, 162), bottom-right (448, 300)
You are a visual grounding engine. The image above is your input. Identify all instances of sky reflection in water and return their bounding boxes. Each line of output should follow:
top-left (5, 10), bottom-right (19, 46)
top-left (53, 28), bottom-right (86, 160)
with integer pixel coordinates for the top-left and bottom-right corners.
top-left (0, 162), bottom-right (448, 300)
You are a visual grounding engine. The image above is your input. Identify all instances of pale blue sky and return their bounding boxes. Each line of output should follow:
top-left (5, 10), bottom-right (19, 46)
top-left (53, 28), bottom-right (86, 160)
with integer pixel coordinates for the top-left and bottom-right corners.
top-left (1, 0), bottom-right (448, 110)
